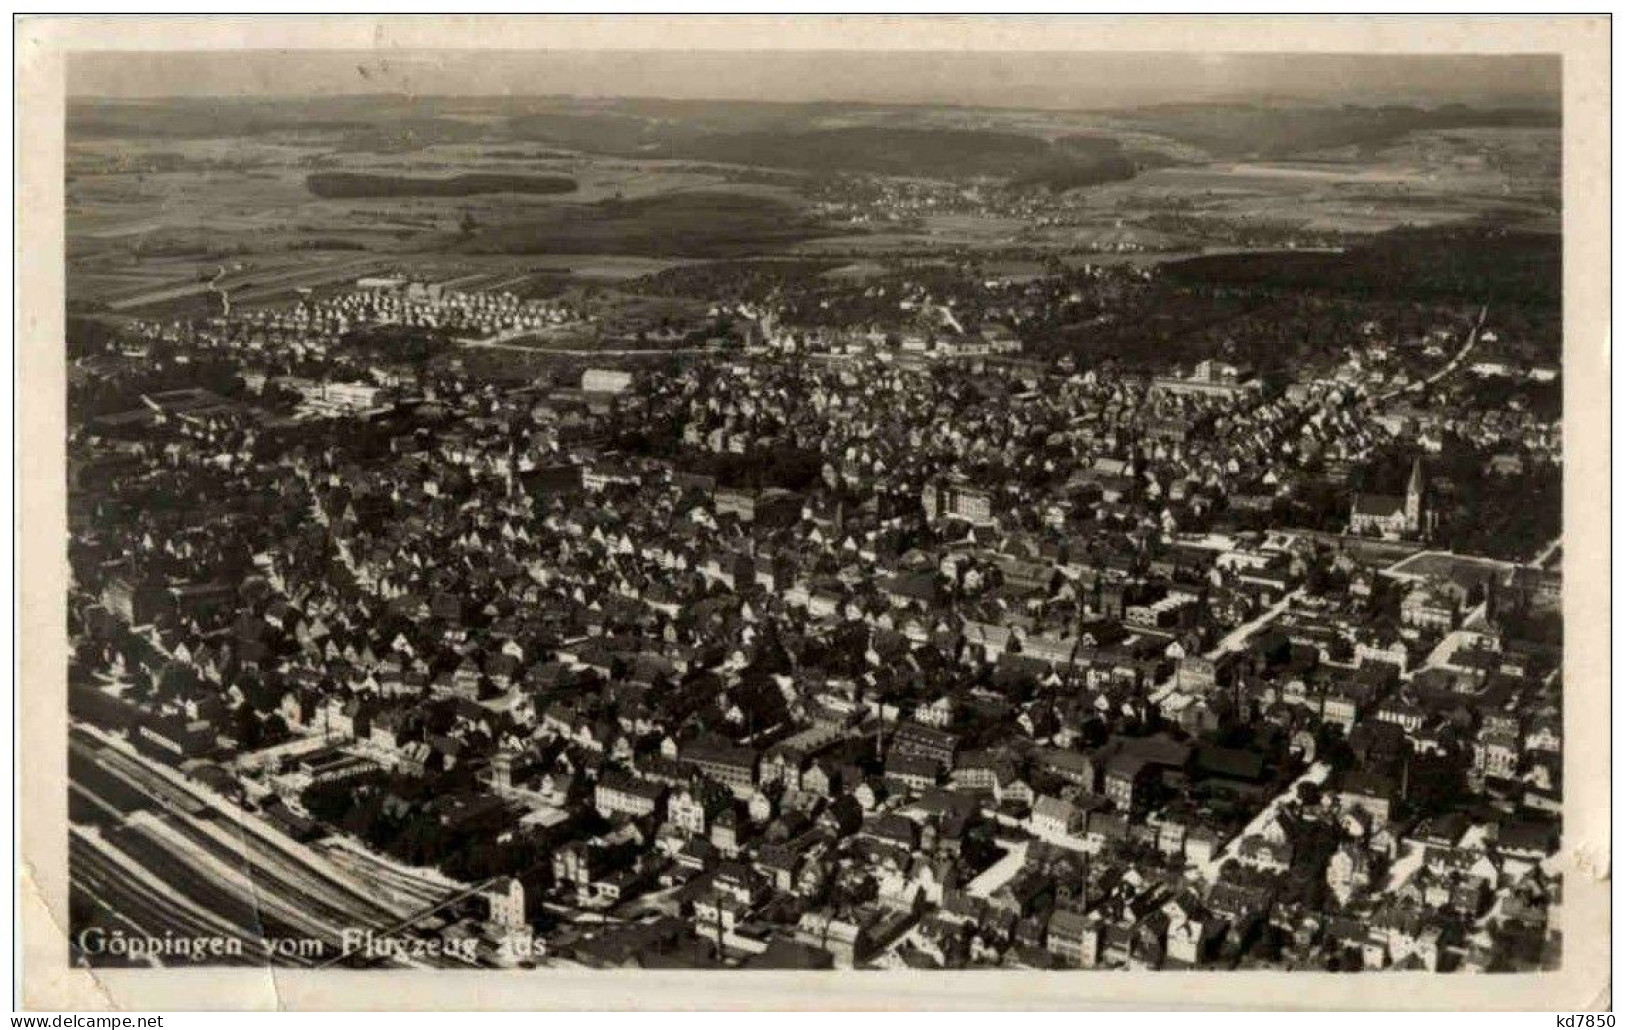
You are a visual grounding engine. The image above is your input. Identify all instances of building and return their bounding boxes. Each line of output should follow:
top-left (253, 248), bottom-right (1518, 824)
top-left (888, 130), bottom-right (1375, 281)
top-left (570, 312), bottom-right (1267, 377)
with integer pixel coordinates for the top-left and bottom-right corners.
top-left (889, 722), bottom-right (958, 769)
top-left (666, 782), bottom-right (730, 836)
top-left (1031, 795), bottom-right (1082, 837)
top-left (679, 738), bottom-right (759, 795)
top-left (1401, 586), bottom-right (1459, 631)
top-left (884, 753), bottom-right (940, 793)
top-left (1327, 842), bottom-right (1374, 900)
top-left (795, 911), bottom-right (872, 966)
top-left (581, 368), bottom-right (633, 395)
top-left (1162, 896), bottom-right (1220, 966)
top-left (137, 717), bottom-right (216, 762)
top-left (485, 876), bottom-right (528, 930)
top-left (1338, 771), bottom-right (1398, 829)
top-left (288, 379), bottom-right (390, 416)
top-left (100, 575), bottom-right (165, 625)
top-left (921, 481), bottom-right (995, 526)
top-left (1104, 754), bottom-right (1151, 812)
top-left (1150, 360), bottom-right (1262, 399)
top-left (1046, 908), bottom-right (1101, 968)
top-left (595, 771), bottom-right (667, 820)
top-left (715, 488), bottom-right (801, 527)
top-left (1350, 459), bottom-right (1428, 540)
top-left (552, 840), bottom-right (597, 887)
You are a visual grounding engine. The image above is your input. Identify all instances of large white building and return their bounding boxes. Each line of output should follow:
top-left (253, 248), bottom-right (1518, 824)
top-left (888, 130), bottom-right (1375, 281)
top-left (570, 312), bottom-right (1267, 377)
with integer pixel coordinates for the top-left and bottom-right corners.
top-left (581, 368), bottom-right (633, 394)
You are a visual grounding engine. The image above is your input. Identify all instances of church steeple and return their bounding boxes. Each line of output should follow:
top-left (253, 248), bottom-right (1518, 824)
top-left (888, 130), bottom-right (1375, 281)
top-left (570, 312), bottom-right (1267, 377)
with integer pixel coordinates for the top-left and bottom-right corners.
top-left (1404, 457), bottom-right (1426, 536)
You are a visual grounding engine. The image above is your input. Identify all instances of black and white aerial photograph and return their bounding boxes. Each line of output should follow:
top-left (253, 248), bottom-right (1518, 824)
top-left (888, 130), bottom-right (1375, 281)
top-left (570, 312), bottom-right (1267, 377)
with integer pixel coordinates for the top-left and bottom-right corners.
top-left (22, 13), bottom-right (1610, 1012)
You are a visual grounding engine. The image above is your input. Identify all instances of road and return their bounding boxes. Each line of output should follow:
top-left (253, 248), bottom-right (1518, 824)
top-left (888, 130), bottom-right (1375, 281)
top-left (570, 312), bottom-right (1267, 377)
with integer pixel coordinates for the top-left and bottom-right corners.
top-left (1187, 762), bottom-right (1331, 887)
top-left (1207, 587), bottom-right (1306, 660)
top-left (1376, 304), bottom-right (1488, 402)
top-left (1531, 536), bottom-right (1562, 569)
top-left (208, 265), bottom-right (231, 317)
top-left (104, 257), bottom-right (382, 314)
top-left (963, 840), bottom-right (1030, 899)
top-left (1151, 587), bottom-right (1304, 706)
top-left (1414, 600), bottom-right (1491, 673)
top-left (453, 322), bottom-right (589, 349)
top-left (459, 335), bottom-right (722, 358)
top-left (1378, 840), bottom-right (1427, 895)
top-left (230, 733), bottom-right (335, 774)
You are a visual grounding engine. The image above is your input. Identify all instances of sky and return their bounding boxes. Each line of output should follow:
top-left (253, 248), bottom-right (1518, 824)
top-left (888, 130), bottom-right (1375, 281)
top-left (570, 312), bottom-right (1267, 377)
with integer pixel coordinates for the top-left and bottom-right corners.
top-left (68, 50), bottom-right (1562, 111)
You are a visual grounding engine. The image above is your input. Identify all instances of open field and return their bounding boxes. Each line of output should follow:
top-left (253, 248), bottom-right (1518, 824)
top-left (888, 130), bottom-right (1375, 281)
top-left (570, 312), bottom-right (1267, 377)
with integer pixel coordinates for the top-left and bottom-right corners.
top-left (69, 240), bottom-right (702, 320)
top-left (788, 220), bottom-right (1193, 259)
top-left (1084, 127), bottom-right (1560, 238)
top-left (455, 189), bottom-right (830, 258)
top-left (67, 131), bottom-right (838, 304)
top-left (1385, 550), bottom-right (1519, 587)
top-left (66, 100), bottom-right (1560, 328)
top-left (510, 255), bottom-right (695, 280)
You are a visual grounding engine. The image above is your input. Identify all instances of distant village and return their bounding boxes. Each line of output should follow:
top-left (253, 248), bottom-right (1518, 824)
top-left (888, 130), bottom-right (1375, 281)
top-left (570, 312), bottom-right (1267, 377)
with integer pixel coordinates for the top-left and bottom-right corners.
top-left (67, 264), bottom-right (1563, 973)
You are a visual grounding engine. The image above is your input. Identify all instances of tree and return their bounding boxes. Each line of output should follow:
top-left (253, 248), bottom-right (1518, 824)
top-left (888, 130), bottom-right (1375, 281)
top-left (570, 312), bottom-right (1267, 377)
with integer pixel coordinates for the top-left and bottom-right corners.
top-left (262, 712), bottom-right (290, 744)
top-left (231, 701), bottom-right (263, 749)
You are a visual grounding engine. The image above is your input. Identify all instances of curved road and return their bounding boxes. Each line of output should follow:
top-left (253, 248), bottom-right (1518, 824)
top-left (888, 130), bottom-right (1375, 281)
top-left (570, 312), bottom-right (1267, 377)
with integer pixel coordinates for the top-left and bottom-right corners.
top-left (1376, 304), bottom-right (1488, 402)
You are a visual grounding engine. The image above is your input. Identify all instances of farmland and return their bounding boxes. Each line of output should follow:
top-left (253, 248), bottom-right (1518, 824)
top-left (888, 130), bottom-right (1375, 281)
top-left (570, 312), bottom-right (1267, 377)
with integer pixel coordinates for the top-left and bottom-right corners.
top-left (64, 95), bottom-right (1561, 332)
top-left (456, 190), bottom-right (828, 258)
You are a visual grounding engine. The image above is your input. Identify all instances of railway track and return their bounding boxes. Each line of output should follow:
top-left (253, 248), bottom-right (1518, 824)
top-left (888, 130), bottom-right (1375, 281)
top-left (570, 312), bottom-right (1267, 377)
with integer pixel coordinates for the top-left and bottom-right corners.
top-left (68, 725), bottom-right (490, 968)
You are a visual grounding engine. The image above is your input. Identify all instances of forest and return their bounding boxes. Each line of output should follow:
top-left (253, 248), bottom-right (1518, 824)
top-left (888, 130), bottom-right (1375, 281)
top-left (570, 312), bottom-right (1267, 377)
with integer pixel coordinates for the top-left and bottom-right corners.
top-left (1120, 102), bottom-right (1558, 159)
top-left (1163, 224), bottom-right (1560, 312)
top-left (305, 172), bottom-right (578, 199)
top-left (458, 190), bottom-right (832, 258)
top-left (1021, 223), bottom-right (1560, 374)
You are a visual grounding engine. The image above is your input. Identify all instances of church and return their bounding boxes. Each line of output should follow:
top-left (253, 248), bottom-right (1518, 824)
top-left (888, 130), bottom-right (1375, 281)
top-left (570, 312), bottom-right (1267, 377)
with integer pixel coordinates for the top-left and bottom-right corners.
top-left (1350, 459), bottom-right (1429, 540)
